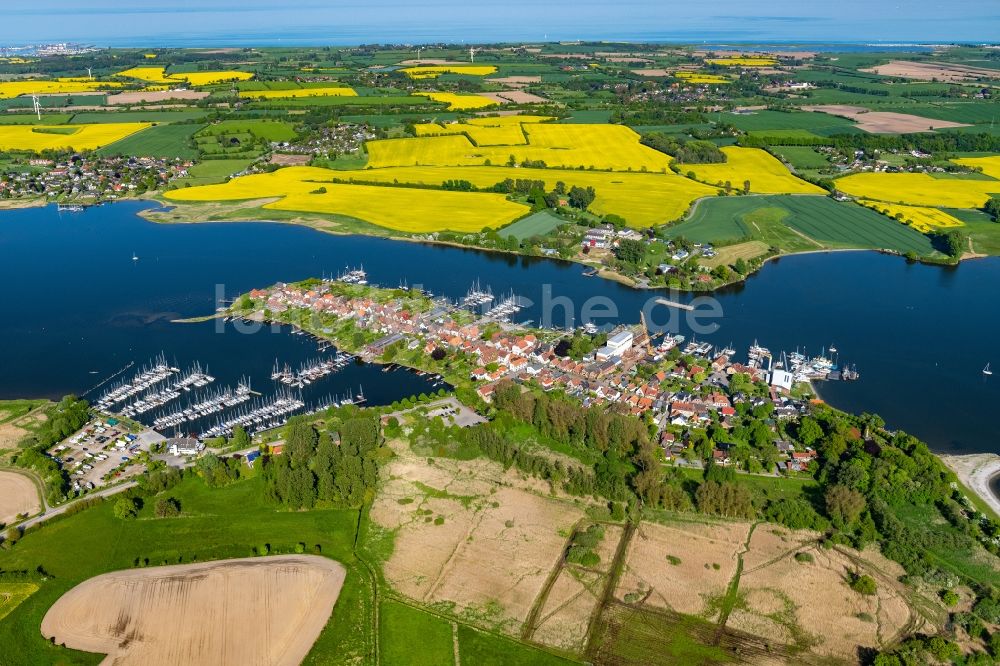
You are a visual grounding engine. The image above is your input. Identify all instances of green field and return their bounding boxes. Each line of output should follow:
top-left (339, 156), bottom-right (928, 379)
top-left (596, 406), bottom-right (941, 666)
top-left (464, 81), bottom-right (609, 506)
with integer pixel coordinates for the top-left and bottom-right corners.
top-left (0, 582), bottom-right (39, 622)
top-left (0, 475), bottom-right (374, 665)
top-left (0, 114), bottom-right (73, 125)
top-left (770, 146), bottom-right (831, 170)
top-left (171, 158), bottom-right (255, 186)
top-left (0, 473), bottom-right (584, 665)
top-left (500, 211), bottom-right (565, 240)
top-left (193, 119), bottom-right (296, 158)
top-left (381, 600), bottom-right (455, 666)
top-left (667, 195), bottom-right (938, 256)
top-left (96, 123), bottom-right (203, 159)
top-left (197, 119), bottom-right (298, 142)
top-left (0, 95), bottom-right (107, 110)
top-left (722, 110), bottom-right (857, 134)
top-left (877, 102), bottom-right (1000, 125)
top-left (68, 110), bottom-right (209, 124)
top-left (455, 624), bottom-right (579, 665)
top-left (251, 95), bottom-right (436, 108)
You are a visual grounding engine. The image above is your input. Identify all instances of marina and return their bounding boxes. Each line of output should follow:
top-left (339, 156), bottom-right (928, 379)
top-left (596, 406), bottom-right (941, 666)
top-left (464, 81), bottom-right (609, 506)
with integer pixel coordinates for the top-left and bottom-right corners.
top-left (271, 352), bottom-right (356, 388)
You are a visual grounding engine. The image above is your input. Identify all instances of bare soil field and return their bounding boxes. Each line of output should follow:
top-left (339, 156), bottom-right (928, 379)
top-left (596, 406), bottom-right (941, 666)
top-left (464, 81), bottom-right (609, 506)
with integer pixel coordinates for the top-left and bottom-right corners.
top-left (106, 90), bottom-right (210, 105)
top-left (734, 525), bottom-right (929, 660)
top-left (0, 470), bottom-right (40, 525)
top-left (592, 523), bottom-right (624, 573)
top-left (632, 69), bottom-right (673, 77)
top-left (0, 409), bottom-right (46, 450)
top-left (477, 93), bottom-right (512, 105)
top-left (861, 60), bottom-right (1000, 81)
top-left (489, 76), bottom-right (542, 87)
top-left (494, 90), bottom-right (549, 104)
top-left (269, 153), bottom-right (312, 166)
top-left (40, 555), bottom-right (346, 666)
top-left (616, 519), bottom-right (750, 619)
top-left (371, 438), bottom-right (585, 635)
top-left (604, 57), bottom-right (653, 64)
top-left (802, 104), bottom-right (968, 133)
top-left (531, 568), bottom-right (603, 652)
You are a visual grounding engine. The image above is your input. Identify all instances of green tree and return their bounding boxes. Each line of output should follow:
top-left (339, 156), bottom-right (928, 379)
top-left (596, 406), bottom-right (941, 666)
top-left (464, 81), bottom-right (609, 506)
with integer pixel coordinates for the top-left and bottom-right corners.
top-left (567, 185), bottom-right (596, 210)
top-left (154, 497), bottom-right (181, 518)
top-left (825, 485), bottom-right (866, 528)
top-left (849, 573), bottom-right (877, 595)
top-left (113, 497), bottom-right (138, 520)
top-left (615, 238), bottom-right (646, 265)
top-left (230, 426), bottom-right (251, 451)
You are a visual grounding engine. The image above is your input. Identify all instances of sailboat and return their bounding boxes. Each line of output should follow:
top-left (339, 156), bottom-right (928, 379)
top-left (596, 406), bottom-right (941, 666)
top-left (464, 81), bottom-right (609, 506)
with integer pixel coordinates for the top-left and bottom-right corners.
top-left (132, 251), bottom-right (139, 262)
top-left (829, 343), bottom-right (838, 354)
top-left (984, 363), bottom-right (993, 376)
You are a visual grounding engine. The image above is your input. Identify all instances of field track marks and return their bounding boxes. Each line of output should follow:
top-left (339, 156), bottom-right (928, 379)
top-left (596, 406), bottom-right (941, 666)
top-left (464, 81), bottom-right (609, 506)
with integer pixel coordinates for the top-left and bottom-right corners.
top-left (423, 509), bottom-right (487, 603)
top-left (714, 521), bottom-right (758, 640)
top-left (584, 521), bottom-right (635, 657)
top-left (521, 520), bottom-right (582, 640)
top-left (452, 621), bottom-right (461, 665)
top-left (784, 225), bottom-right (825, 248)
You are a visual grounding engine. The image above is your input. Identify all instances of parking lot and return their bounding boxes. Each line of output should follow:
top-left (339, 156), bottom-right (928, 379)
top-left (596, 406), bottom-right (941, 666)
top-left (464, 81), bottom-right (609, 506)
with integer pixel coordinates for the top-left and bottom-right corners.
top-left (390, 397), bottom-right (487, 428)
top-left (48, 418), bottom-right (154, 492)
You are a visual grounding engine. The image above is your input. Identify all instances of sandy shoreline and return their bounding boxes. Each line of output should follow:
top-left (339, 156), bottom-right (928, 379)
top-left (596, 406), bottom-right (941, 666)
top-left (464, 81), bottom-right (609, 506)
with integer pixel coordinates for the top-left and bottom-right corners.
top-left (939, 453), bottom-right (1000, 519)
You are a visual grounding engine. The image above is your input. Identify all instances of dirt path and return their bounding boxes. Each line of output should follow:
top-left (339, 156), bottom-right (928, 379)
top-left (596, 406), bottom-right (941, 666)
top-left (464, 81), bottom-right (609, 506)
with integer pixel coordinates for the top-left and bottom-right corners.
top-left (452, 621), bottom-right (461, 666)
top-left (714, 521), bottom-right (758, 638)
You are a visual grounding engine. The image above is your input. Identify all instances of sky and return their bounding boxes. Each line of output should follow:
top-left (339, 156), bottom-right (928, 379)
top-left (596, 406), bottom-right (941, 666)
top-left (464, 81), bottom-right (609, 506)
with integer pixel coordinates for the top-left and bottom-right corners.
top-left (2, 0), bottom-right (999, 46)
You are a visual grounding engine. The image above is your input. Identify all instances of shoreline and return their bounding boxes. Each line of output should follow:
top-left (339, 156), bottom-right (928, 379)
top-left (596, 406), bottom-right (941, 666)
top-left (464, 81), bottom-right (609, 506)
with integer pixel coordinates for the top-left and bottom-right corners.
top-left (939, 453), bottom-right (1000, 520)
top-left (2, 195), bottom-right (967, 294)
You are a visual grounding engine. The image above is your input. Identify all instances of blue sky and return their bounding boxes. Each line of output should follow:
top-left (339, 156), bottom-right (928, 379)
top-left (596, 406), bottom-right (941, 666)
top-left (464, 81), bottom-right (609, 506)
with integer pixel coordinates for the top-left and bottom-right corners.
top-left (3, 1), bottom-right (998, 45)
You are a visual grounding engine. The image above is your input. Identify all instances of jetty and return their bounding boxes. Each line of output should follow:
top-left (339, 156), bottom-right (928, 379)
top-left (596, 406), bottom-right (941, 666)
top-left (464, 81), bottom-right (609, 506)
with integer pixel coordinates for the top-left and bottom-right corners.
top-left (654, 298), bottom-right (694, 312)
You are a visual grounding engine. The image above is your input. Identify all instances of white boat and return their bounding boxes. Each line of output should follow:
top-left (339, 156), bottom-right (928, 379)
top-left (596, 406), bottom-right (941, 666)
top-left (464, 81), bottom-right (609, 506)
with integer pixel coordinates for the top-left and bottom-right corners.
top-left (985, 363), bottom-right (993, 376)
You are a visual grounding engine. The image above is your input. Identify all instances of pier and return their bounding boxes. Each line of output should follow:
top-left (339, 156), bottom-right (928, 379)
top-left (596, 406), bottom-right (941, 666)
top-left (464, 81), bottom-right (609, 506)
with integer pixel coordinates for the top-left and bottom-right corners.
top-left (654, 298), bottom-right (694, 312)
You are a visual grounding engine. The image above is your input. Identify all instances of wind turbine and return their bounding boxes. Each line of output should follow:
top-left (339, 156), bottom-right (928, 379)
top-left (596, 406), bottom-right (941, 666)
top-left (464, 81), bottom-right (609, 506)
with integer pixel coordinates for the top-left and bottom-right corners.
top-left (87, 67), bottom-right (93, 80)
top-left (417, 46), bottom-right (422, 61)
top-left (469, 46), bottom-right (477, 63)
top-left (31, 92), bottom-right (41, 120)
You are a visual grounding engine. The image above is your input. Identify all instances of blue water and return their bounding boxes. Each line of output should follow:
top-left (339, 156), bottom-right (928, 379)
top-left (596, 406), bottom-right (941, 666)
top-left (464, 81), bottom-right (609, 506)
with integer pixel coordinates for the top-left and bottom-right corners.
top-left (2, 1), bottom-right (993, 46)
top-left (1, 201), bottom-right (999, 455)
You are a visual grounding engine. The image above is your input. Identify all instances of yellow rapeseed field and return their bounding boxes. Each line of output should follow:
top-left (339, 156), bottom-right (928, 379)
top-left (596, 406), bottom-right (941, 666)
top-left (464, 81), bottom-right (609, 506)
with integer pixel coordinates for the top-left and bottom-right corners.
top-left (367, 123), bottom-right (674, 172)
top-left (954, 155), bottom-right (1000, 180)
top-left (413, 116), bottom-right (553, 146)
top-left (704, 57), bottom-right (778, 67)
top-left (412, 92), bottom-right (497, 111)
top-left (686, 147), bottom-right (825, 194)
top-left (0, 123), bottom-right (152, 151)
top-left (116, 67), bottom-right (253, 86)
top-left (116, 66), bottom-right (175, 84)
top-left (0, 79), bottom-right (125, 99)
top-left (400, 65), bottom-right (497, 79)
top-left (835, 171), bottom-right (999, 209)
top-left (857, 200), bottom-right (965, 233)
top-left (240, 87), bottom-right (357, 99)
top-left (163, 166), bottom-right (528, 232)
top-left (675, 72), bottom-right (731, 85)
top-left (337, 165), bottom-right (717, 227)
top-left (178, 71), bottom-right (255, 86)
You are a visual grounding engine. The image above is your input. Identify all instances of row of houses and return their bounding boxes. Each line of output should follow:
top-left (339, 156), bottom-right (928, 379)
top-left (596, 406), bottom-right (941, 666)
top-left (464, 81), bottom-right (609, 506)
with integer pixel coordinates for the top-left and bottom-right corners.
top-left (0, 154), bottom-right (192, 200)
top-left (251, 281), bottom-right (818, 473)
